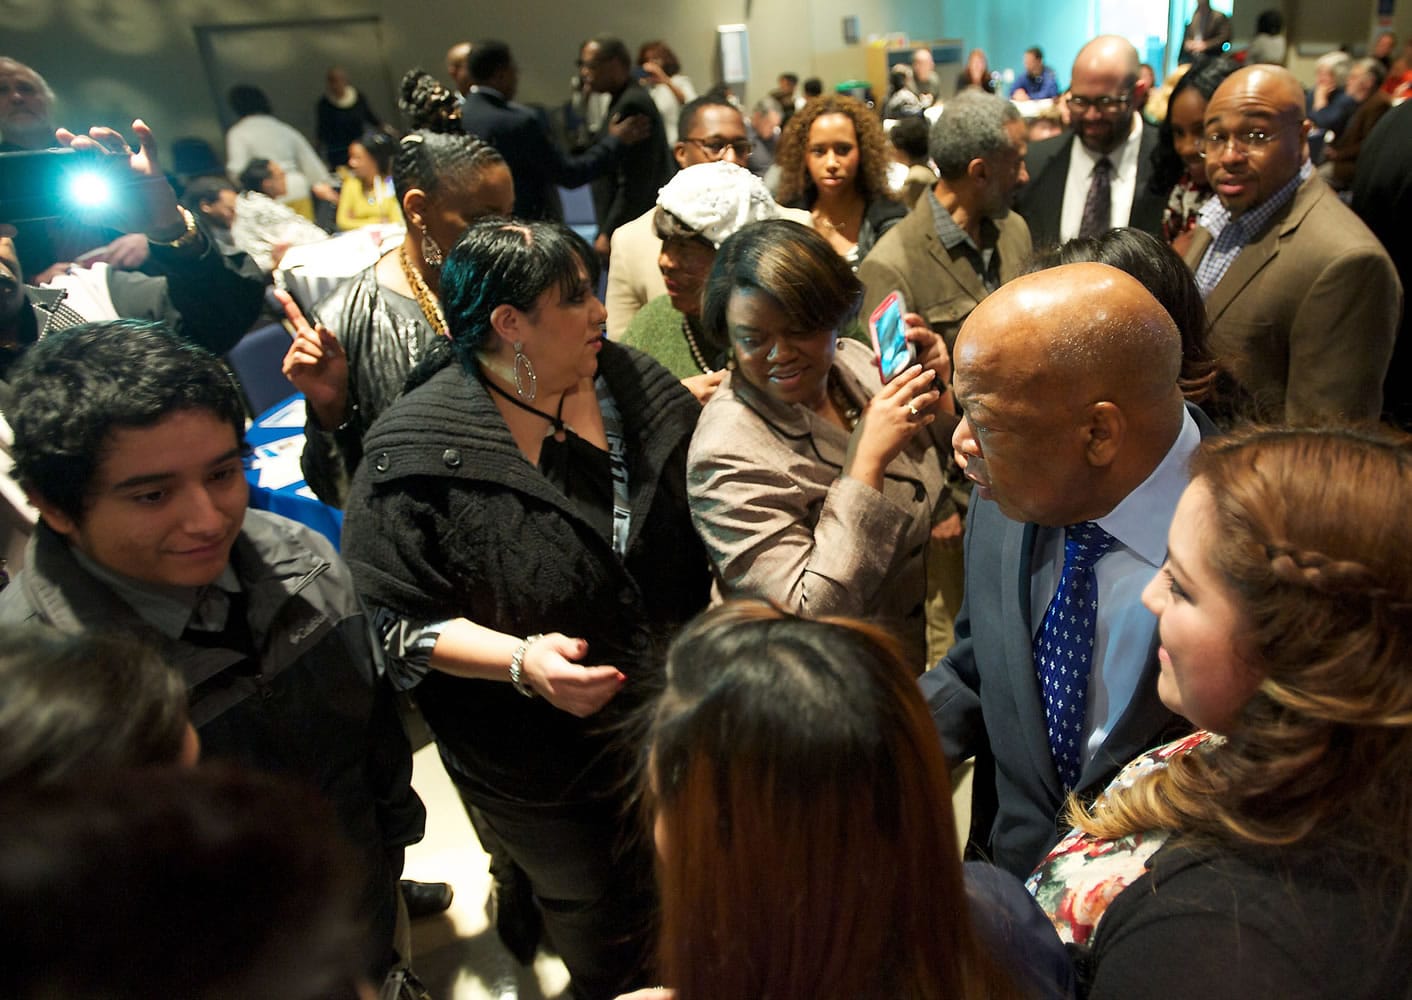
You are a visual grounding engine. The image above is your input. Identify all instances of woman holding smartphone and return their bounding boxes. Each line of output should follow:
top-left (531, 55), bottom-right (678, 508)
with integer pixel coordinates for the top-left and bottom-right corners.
top-left (687, 220), bottom-right (953, 667)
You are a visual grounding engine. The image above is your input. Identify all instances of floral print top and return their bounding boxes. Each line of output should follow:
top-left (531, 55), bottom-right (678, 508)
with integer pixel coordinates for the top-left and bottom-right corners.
top-left (1161, 176), bottom-right (1213, 244)
top-left (1025, 730), bottom-right (1217, 946)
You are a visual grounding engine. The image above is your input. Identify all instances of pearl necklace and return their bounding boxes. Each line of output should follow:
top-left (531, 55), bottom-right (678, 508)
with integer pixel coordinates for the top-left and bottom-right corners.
top-left (681, 314), bottom-right (715, 374)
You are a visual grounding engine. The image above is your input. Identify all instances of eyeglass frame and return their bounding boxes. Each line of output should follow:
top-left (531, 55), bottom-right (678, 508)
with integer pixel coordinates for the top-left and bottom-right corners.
top-left (1066, 90), bottom-right (1132, 114)
top-left (1195, 119), bottom-right (1301, 158)
top-left (681, 135), bottom-right (754, 159)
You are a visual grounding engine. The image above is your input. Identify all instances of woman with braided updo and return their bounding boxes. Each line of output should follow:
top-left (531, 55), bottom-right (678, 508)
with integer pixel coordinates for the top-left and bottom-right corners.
top-left (1027, 425), bottom-right (1412, 1000)
top-left (282, 128), bottom-right (513, 506)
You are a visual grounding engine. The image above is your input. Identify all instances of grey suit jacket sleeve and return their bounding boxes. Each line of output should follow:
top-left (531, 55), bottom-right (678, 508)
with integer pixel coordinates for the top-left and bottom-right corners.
top-left (920, 506), bottom-right (985, 765)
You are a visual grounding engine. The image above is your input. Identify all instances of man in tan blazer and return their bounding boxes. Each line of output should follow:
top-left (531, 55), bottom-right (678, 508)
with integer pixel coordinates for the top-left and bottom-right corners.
top-left (1186, 65), bottom-right (1401, 423)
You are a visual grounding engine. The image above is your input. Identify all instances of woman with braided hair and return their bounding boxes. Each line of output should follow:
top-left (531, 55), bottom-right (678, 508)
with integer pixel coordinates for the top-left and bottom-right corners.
top-left (282, 128), bottom-right (513, 506)
top-left (1027, 425), bottom-right (1412, 999)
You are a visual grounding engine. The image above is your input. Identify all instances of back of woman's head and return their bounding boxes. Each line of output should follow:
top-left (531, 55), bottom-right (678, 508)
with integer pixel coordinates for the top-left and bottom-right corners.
top-left (1029, 228), bottom-right (1216, 401)
top-left (436, 219), bottom-right (597, 369)
top-left (774, 94), bottom-right (893, 205)
top-left (0, 625), bottom-right (189, 790)
top-left (392, 130), bottom-right (503, 206)
top-left (650, 602), bottom-right (995, 1000)
top-left (0, 765), bottom-right (366, 1000)
top-left (702, 219), bottom-right (862, 343)
top-left (398, 68), bottom-right (461, 132)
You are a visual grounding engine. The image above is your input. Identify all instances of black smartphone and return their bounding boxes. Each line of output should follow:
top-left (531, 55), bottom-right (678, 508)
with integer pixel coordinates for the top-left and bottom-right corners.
top-left (0, 148), bottom-right (131, 224)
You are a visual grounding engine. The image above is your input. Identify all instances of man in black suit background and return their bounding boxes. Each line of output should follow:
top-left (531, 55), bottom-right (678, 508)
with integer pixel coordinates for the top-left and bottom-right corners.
top-left (1014, 36), bottom-right (1164, 249)
top-left (921, 262), bottom-right (1203, 877)
top-left (460, 40), bottom-right (650, 222)
top-left (579, 36), bottom-right (676, 260)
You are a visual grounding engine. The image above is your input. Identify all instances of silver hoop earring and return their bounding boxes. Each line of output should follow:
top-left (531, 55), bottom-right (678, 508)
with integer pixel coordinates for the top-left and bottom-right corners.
top-left (513, 341), bottom-right (537, 400)
top-left (418, 224), bottom-right (444, 268)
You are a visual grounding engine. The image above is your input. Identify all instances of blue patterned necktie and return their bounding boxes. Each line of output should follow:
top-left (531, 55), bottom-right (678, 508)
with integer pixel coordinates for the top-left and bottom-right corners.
top-left (1034, 521), bottom-right (1117, 790)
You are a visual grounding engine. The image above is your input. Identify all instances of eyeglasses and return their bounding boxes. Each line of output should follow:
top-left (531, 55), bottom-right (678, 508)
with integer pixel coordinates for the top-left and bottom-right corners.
top-left (1196, 128), bottom-right (1279, 158)
top-left (682, 136), bottom-right (753, 159)
top-left (1067, 92), bottom-right (1130, 113)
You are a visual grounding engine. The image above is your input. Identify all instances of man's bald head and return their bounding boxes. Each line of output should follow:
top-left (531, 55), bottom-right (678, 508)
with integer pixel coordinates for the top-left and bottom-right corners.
top-left (1201, 65), bottom-right (1310, 218)
top-left (962, 263), bottom-right (1182, 405)
top-left (1073, 35), bottom-right (1141, 83)
top-left (952, 263), bottom-right (1185, 525)
top-left (1069, 36), bottom-right (1144, 154)
top-left (1210, 64), bottom-right (1305, 116)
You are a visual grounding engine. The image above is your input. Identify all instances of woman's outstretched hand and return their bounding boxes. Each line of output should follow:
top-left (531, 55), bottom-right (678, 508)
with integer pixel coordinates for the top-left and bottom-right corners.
top-left (276, 288), bottom-right (350, 431)
top-left (520, 633), bottom-right (625, 717)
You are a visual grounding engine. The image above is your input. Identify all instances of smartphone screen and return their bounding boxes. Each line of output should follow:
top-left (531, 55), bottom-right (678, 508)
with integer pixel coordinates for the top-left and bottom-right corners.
top-left (869, 291), bottom-right (915, 382)
top-left (0, 148), bottom-right (129, 224)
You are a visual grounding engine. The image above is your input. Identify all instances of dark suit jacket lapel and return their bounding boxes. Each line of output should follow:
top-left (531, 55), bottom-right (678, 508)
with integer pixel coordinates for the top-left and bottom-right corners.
top-left (1201, 176), bottom-right (1322, 326)
top-left (1002, 520), bottom-right (1065, 801)
top-left (1022, 134), bottom-right (1073, 248)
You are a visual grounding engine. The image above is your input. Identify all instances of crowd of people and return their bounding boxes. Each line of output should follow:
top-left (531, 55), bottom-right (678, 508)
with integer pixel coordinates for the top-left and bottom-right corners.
top-left (1, 18), bottom-right (1411, 1000)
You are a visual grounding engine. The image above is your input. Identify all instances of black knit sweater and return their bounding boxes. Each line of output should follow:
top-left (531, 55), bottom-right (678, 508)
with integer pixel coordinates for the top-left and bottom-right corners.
top-left (343, 341), bottom-right (709, 804)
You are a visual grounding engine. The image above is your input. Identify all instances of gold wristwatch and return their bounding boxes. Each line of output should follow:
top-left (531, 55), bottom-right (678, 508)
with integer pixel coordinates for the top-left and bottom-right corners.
top-left (146, 206), bottom-right (201, 249)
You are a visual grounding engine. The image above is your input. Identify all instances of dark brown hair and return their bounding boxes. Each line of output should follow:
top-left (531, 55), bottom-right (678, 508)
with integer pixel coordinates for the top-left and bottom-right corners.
top-left (701, 219), bottom-right (862, 342)
top-left (649, 601), bottom-right (1015, 1000)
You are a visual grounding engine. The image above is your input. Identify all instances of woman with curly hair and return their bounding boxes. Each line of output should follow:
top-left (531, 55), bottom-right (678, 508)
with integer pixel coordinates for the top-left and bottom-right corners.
top-left (774, 94), bottom-right (905, 266)
top-left (1027, 425), bottom-right (1412, 999)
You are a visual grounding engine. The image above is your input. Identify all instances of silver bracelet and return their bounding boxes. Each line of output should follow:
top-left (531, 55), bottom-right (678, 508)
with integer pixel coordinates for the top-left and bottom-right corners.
top-left (509, 633), bottom-right (544, 698)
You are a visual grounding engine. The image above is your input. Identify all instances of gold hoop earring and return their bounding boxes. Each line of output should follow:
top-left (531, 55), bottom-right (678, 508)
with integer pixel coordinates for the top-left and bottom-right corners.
top-left (513, 341), bottom-right (537, 400)
top-left (418, 223), bottom-right (444, 268)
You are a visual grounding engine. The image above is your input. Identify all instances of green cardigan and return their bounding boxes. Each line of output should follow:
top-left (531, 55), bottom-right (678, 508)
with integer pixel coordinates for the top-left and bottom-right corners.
top-left (620, 294), bottom-right (709, 379)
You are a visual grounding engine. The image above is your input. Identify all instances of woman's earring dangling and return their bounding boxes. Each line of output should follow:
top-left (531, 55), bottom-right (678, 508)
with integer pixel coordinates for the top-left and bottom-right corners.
top-left (418, 223), bottom-right (444, 268)
top-left (513, 341), bottom-right (537, 401)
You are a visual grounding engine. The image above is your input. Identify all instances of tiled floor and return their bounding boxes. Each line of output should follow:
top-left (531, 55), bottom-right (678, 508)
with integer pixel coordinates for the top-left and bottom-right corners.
top-left (401, 740), bottom-right (974, 1000)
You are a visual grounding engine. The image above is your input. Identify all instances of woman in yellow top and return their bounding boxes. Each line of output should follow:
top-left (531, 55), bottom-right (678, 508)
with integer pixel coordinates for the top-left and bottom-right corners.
top-left (336, 130), bottom-right (402, 230)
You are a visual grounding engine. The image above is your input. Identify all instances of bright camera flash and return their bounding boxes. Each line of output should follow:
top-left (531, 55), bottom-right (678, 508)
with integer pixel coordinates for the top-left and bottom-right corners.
top-left (67, 170), bottom-right (113, 209)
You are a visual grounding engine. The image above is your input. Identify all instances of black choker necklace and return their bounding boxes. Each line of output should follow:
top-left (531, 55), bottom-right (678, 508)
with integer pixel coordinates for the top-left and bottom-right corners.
top-left (479, 372), bottom-right (568, 434)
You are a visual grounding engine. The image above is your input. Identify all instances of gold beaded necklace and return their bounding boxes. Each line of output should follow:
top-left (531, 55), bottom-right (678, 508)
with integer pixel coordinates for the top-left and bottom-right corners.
top-left (398, 245), bottom-right (448, 337)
